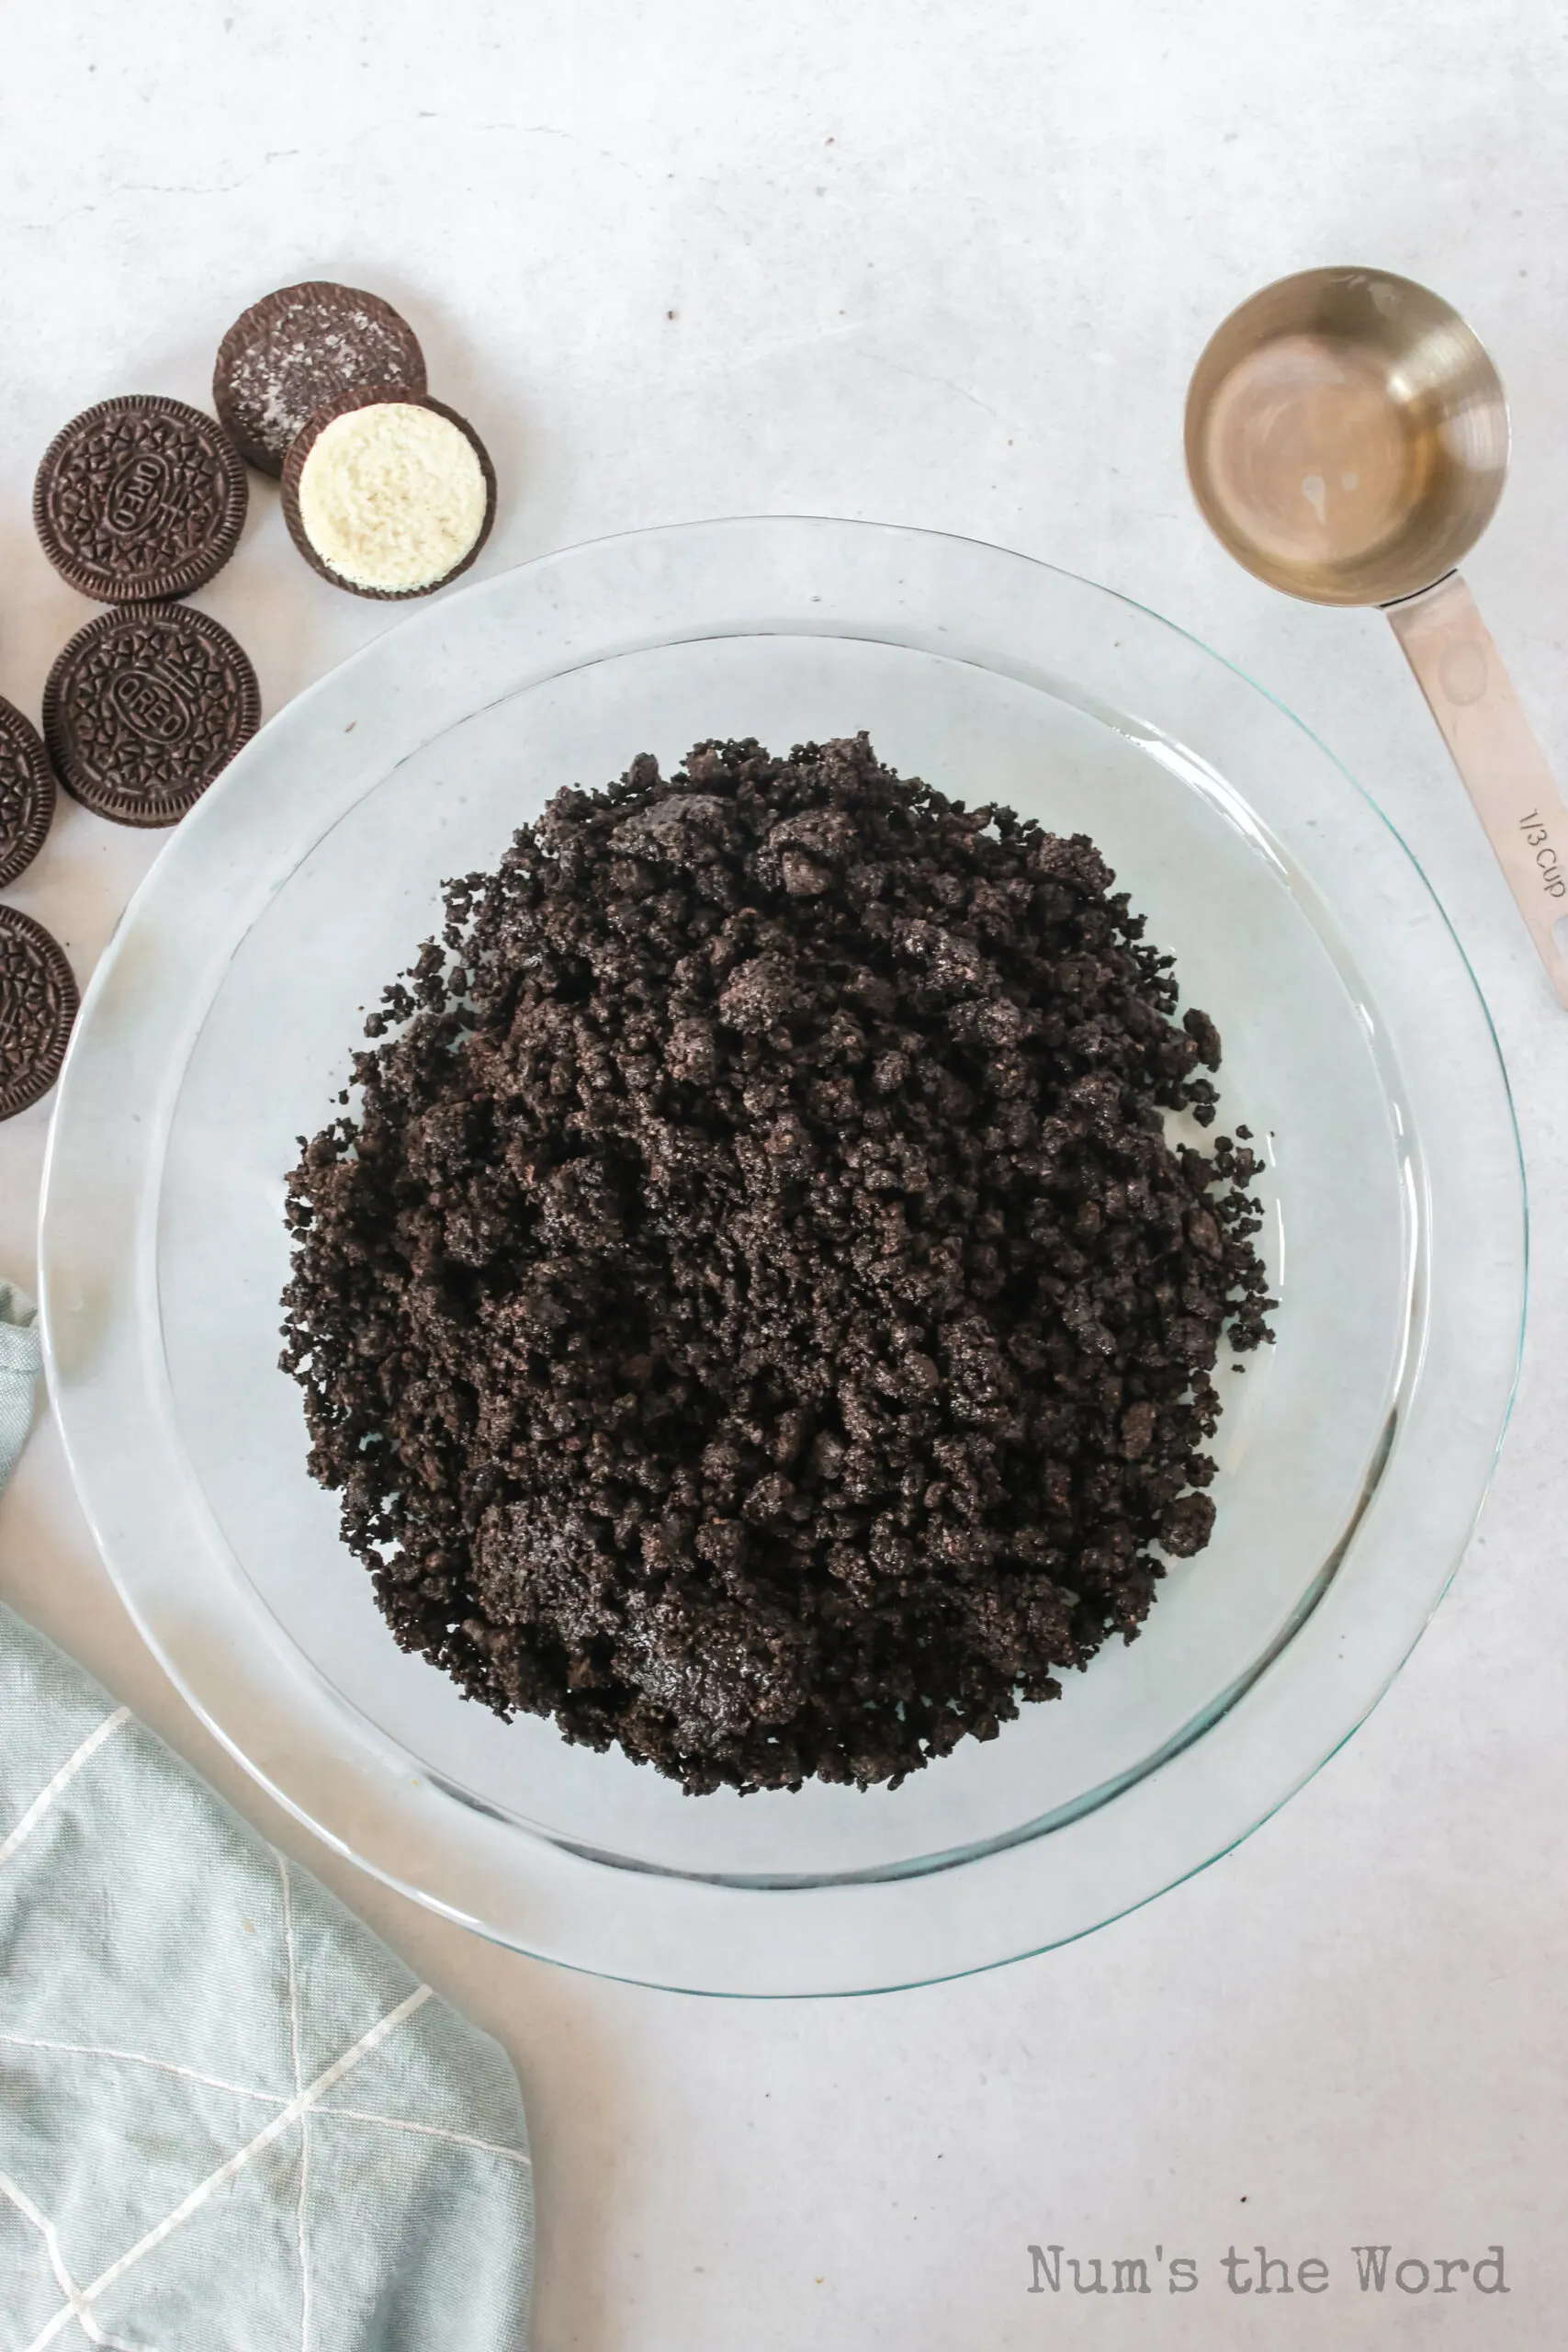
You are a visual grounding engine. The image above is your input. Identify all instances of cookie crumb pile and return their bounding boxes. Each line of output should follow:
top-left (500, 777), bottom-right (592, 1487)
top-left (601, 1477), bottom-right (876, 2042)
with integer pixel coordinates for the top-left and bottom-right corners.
top-left (280, 733), bottom-right (1273, 1794)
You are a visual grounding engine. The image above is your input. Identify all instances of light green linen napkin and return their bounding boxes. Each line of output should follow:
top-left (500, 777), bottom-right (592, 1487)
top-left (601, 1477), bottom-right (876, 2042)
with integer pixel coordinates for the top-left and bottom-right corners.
top-left (0, 1285), bottom-right (534, 2351)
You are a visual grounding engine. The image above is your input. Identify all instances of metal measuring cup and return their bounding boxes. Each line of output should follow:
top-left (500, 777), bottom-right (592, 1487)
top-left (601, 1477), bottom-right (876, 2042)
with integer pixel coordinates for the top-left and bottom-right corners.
top-left (1186, 266), bottom-right (1568, 1006)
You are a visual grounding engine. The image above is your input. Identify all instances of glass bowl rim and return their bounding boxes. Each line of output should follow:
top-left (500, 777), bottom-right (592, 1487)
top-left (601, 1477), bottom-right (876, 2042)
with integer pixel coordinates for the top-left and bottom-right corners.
top-left (39, 514), bottom-right (1527, 1994)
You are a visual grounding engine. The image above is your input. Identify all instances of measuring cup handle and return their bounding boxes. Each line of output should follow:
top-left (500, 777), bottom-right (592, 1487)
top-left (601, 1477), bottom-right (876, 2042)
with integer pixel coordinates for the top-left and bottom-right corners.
top-left (1386, 571), bottom-right (1568, 1008)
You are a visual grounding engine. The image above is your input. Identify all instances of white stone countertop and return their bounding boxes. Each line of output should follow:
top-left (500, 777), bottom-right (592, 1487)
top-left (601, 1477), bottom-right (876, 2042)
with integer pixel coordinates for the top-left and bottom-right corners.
top-left (2, 3), bottom-right (1565, 2344)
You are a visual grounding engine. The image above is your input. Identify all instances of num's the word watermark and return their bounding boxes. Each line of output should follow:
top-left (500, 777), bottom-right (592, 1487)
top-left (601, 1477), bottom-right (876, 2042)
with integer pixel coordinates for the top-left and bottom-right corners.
top-left (1027, 2243), bottom-right (1509, 2299)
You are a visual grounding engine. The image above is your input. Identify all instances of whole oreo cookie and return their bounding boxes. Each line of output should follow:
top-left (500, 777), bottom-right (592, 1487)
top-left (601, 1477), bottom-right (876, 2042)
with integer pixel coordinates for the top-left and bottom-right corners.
top-left (0, 698), bottom-right (57, 888)
top-left (42, 605), bottom-right (260, 829)
top-left (34, 396), bottom-right (248, 605)
top-left (214, 282), bottom-right (428, 476)
top-left (0, 906), bottom-right (78, 1121)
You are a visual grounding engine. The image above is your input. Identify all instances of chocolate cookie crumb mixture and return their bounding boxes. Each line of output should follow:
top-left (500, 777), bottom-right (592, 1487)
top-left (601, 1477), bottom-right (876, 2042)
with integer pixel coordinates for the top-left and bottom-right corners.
top-left (281, 735), bottom-right (1273, 1794)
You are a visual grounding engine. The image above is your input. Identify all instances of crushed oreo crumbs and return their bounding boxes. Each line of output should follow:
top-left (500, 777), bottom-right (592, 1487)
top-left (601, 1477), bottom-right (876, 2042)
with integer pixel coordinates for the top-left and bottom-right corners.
top-left (280, 734), bottom-right (1273, 1793)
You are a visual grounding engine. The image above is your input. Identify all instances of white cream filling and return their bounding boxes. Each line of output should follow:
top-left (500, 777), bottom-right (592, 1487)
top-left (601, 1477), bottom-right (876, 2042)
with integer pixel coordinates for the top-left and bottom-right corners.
top-left (298, 402), bottom-right (486, 592)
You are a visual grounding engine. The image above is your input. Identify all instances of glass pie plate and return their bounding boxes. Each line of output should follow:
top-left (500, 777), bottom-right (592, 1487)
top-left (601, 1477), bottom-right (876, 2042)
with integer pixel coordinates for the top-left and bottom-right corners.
top-left (38, 518), bottom-right (1525, 1996)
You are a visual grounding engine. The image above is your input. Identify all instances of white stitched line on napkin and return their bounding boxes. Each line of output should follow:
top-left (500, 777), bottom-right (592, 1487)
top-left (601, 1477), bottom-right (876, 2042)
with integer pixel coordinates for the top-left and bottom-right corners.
top-left (278, 1855), bottom-right (311, 2352)
top-left (23, 1984), bottom-right (434, 2352)
top-left (0, 2168), bottom-right (155, 2352)
top-left (0, 2031), bottom-right (288, 2108)
top-left (312, 2106), bottom-right (533, 2166)
top-left (0, 2036), bottom-right (536, 2165)
top-left (0, 1709), bottom-right (130, 1871)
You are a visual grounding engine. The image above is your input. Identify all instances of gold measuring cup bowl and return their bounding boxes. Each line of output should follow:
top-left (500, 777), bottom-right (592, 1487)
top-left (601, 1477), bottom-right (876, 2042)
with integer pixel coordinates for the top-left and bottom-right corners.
top-left (1187, 266), bottom-right (1568, 1005)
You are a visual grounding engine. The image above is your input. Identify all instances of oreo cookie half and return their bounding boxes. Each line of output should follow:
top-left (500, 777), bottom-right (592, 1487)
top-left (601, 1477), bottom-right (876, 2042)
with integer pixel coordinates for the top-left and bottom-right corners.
top-left (34, 396), bottom-right (248, 604)
top-left (0, 906), bottom-right (78, 1121)
top-left (214, 281), bottom-right (427, 476)
top-left (281, 385), bottom-right (496, 599)
top-left (0, 698), bottom-right (57, 888)
top-left (42, 605), bottom-right (260, 829)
